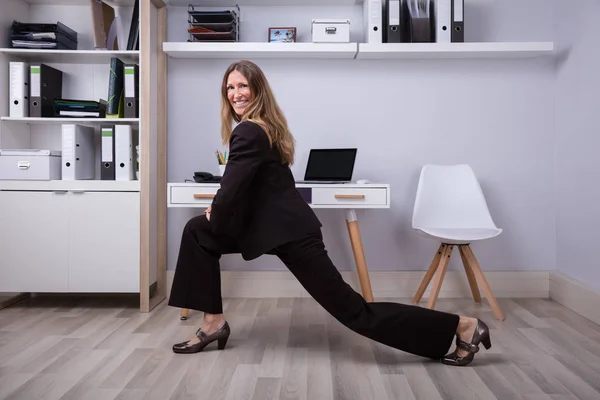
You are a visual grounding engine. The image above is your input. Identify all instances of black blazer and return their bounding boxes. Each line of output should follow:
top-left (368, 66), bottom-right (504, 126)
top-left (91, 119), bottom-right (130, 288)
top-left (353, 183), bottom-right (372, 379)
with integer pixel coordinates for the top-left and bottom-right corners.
top-left (210, 121), bottom-right (322, 260)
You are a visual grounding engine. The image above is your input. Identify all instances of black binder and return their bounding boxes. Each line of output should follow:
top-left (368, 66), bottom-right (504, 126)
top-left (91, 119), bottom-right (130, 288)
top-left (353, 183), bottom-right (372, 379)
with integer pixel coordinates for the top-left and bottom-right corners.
top-left (29, 64), bottom-right (63, 118)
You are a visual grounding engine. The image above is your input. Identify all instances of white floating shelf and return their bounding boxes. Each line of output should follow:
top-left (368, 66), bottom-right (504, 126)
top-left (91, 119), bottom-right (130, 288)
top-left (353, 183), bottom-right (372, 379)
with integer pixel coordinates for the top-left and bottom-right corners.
top-left (1, 117), bottom-right (140, 125)
top-left (0, 49), bottom-right (140, 64)
top-left (162, 42), bottom-right (358, 59)
top-left (22, 0), bottom-right (137, 6)
top-left (0, 180), bottom-right (140, 192)
top-left (165, 0), bottom-right (360, 5)
top-left (355, 42), bottom-right (555, 59)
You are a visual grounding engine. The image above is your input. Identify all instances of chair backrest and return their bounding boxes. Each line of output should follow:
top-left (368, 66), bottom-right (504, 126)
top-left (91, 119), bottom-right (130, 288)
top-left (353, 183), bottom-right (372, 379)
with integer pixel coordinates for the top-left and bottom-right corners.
top-left (412, 164), bottom-right (498, 229)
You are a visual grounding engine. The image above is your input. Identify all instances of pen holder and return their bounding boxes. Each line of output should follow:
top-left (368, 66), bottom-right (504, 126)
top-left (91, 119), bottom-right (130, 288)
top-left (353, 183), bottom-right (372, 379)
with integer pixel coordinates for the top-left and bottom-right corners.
top-left (218, 164), bottom-right (226, 176)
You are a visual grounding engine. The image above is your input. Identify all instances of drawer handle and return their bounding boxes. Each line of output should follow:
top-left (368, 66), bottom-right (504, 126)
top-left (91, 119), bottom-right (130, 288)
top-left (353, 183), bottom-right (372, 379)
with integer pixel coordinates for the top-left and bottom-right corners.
top-left (193, 193), bottom-right (215, 199)
top-left (326, 27), bottom-right (337, 34)
top-left (334, 194), bottom-right (365, 199)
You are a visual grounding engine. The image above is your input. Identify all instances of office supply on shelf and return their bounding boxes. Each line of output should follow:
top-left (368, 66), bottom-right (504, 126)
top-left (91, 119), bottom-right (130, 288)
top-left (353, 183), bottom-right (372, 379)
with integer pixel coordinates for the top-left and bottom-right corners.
top-left (187, 5), bottom-right (240, 42)
top-left (124, 64), bottom-right (139, 118)
top-left (451, 0), bottom-right (464, 42)
top-left (386, 0), bottom-right (402, 42)
top-left (9, 62), bottom-right (29, 118)
top-left (61, 124), bottom-right (95, 180)
top-left (54, 99), bottom-right (107, 118)
top-left (101, 126), bottom-right (115, 180)
top-left (364, 0), bottom-right (383, 43)
top-left (311, 19), bottom-right (351, 43)
top-left (406, 0), bottom-right (434, 42)
top-left (30, 63), bottom-right (63, 118)
top-left (297, 148), bottom-right (357, 184)
top-left (0, 149), bottom-right (61, 180)
top-left (435, 0), bottom-right (451, 42)
top-left (90, 0), bottom-right (118, 50)
top-left (127, 0), bottom-right (140, 50)
top-left (10, 20), bottom-right (78, 50)
top-left (115, 125), bottom-right (134, 181)
top-left (107, 57), bottom-right (125, 118)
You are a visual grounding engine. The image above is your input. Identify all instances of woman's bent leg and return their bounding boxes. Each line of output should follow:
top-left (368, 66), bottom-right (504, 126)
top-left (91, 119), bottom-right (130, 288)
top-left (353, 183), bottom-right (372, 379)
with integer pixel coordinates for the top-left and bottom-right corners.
top-left (168, 214), bottom-right (239, 314)
top-left (272, 231), bottom-right (460, 360)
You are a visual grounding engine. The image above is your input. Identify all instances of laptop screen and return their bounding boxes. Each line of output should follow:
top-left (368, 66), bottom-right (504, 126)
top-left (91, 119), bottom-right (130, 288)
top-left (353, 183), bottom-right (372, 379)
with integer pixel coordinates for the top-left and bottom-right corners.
top-left (303, 148), bottom-right (357, 181)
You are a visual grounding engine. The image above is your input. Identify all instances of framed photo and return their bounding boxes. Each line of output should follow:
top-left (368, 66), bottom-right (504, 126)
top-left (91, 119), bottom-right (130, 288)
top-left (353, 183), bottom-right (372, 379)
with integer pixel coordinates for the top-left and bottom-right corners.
top-left (268, 27), bottom-right (296, 43)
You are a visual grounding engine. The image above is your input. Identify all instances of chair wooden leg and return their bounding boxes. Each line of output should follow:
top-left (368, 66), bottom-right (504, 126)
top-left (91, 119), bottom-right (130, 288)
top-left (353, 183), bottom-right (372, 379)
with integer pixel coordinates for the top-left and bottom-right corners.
top-left (426, 244), bottom-right (453, 310)
top-left (180, 308), bottom-right (190, 320)
top-left (459, 245), bottom-right (481, 303)
top-left (463, 245), bottom-right (505, 321)
top-left (413, 243), bottom-right (445, 304)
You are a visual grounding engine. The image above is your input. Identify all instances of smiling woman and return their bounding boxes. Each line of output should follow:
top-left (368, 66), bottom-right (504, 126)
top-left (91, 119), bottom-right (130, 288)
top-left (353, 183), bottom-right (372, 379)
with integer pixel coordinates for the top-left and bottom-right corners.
top-left (226, 70), bottom-right (253, 115)
top-left (219, 60), bottom-right (296, 166)
top-left (168, 60), bottom-right (492, 368)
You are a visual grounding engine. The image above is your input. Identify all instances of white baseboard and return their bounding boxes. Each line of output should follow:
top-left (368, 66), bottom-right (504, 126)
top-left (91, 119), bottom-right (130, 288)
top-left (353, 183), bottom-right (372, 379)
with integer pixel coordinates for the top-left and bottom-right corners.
top-left (166, 270), bottom-right (549, 300)
top-left (550, 272), bottom-right (600, 326)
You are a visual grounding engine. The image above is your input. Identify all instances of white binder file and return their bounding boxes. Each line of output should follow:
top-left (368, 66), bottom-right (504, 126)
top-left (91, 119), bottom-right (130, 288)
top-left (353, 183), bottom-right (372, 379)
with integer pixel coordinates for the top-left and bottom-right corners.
top-left (115, 125), bottom-right (134, 181)
top-left (9, 62), bottom-right (29, 117)
top-left (436, 0), bottom-right (451, 43)
top-left (61, 124), bottom-right (95, 180)
top-left (364, 0), bottom-right (383, 43)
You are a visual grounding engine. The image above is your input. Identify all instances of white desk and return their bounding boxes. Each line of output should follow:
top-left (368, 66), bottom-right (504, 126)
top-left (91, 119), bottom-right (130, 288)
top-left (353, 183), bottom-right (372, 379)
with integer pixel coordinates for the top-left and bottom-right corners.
top-left (167, 182), bottom-right (390, 317)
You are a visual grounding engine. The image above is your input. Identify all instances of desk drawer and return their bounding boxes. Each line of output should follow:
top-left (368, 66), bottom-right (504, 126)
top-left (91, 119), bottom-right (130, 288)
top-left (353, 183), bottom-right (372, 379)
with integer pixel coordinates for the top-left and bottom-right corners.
top-left (311, 187), bottom-right (387, 206)
top-left (170, 186), bottom-right (219, 205)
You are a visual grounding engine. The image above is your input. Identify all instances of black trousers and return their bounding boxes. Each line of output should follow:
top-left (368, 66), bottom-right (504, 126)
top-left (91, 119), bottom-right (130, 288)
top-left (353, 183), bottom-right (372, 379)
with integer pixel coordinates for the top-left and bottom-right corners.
top-left (168, 215), bottom-right (460, 360)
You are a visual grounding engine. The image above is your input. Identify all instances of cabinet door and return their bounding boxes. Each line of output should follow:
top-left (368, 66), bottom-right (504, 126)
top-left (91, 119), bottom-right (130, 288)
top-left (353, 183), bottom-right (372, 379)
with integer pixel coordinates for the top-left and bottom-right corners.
top-left (0, 191), bottom-right (69, 292)
top-left (68, 191), bottom-right (140, 292)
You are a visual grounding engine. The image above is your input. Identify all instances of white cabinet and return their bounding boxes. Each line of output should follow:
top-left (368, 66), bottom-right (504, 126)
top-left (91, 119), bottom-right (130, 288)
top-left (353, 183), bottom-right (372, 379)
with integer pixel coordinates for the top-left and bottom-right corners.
top-left (68, 191), bottom-right (140, 292)
top-left (0, 190), bottom-right (70, 292)
top-left (0, 190), bottom-right (140, 293)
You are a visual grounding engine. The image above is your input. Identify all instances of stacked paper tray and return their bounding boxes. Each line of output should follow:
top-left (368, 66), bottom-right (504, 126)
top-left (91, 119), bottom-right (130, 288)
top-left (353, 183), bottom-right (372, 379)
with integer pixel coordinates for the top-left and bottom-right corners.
top-left (187, 5), bottom-right (240, 42)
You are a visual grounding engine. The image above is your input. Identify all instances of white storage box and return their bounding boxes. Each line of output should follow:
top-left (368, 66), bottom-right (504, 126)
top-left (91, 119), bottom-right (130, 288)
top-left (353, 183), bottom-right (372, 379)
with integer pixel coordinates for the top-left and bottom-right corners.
top-left (312, 19), bottom-right (351, 43)
top-left (0, 149), bottom-right (62, 180)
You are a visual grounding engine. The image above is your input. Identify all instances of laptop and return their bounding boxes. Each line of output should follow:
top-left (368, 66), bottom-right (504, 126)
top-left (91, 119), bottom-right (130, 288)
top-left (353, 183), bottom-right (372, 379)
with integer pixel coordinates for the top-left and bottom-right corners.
top-left (296, 148), bottom-right (357, 184)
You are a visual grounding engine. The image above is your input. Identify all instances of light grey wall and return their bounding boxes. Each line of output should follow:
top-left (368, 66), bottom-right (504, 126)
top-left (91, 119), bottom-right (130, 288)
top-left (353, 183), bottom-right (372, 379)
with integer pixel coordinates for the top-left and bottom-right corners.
top-left (166, 0), bottom-right (556, 272)
top-left (554, 0), bottom-right (600, 290)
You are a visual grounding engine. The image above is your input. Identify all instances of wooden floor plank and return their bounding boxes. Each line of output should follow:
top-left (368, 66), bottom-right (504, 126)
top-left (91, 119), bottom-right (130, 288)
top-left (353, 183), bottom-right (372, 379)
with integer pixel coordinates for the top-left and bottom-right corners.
top-left (0, 297), bottom-right (598, 400)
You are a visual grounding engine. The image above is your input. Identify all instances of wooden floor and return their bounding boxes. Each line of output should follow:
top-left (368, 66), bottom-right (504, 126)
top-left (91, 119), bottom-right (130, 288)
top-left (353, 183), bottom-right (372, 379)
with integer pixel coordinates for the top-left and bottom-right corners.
top-left (1, 296), bottom-right (600, 400)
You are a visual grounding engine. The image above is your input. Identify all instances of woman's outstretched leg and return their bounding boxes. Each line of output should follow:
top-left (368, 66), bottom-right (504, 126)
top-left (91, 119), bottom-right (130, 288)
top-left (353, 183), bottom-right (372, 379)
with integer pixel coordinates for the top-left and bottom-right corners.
top-left (272, 230), bottom-right (487, 362)
top-left (168, 214), bottom-right (238, 353)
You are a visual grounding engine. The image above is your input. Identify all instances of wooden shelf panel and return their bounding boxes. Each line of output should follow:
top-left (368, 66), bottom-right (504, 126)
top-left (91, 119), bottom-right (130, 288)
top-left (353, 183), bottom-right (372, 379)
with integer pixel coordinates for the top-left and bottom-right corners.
top-left (355, 42), bottom-right (555, 59)
top-left (0, 49), bottom-right (140, 64)
top-left (0, 180), bottom-right (140, 192)
top-left (1, 117), bottom-right (140, 126)
top-left (162, 42), bottom-right (358, 59)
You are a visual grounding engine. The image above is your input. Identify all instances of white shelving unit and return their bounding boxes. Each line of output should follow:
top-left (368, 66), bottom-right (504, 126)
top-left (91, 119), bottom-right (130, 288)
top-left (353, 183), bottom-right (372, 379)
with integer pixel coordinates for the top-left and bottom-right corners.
top-left (355, 41), bottom-right (555, 59)
top-left (0, 0), bottom-right (168, 313)
top-left (1, 117), bottom-right (140, 125)
top-left (162, 42), bottom-right (358, 59)
top-left (0, 179), bottom-right (140, 191)
top-left (163, 41), bottom-right (555, 60)
top-left (0, 48), bottom-right (140, 64)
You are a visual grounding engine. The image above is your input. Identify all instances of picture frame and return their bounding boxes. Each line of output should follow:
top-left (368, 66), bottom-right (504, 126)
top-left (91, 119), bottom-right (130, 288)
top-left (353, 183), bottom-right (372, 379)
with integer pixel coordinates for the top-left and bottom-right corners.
top-left (268, 27), bottom-right (296, 43)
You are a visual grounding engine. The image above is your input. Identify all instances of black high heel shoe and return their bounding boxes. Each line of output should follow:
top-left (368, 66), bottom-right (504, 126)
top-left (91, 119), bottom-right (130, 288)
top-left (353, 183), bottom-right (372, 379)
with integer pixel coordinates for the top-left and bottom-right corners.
top-left (172, 321), bottom-right (231, 354)
top-left (441, 319), bottom-right (491, 366)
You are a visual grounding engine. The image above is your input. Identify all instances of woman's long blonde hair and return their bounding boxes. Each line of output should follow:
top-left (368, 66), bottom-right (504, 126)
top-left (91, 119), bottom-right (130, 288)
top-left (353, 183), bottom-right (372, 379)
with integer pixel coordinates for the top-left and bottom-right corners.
top-left (220, 60), bottom-right (295, 165)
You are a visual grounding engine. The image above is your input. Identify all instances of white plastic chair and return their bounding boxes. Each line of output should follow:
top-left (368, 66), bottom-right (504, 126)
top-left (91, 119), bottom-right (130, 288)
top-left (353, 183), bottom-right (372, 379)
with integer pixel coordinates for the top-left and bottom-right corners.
top-left (411, 164), bottom-right (505, 320)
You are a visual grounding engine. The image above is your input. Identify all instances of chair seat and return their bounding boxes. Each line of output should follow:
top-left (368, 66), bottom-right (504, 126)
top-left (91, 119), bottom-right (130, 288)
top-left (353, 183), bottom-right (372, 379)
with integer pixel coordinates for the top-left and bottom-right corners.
top-left (414, 227), bottom-right (503, 244)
